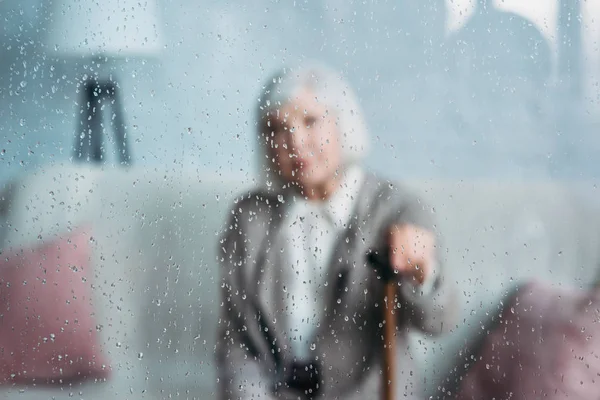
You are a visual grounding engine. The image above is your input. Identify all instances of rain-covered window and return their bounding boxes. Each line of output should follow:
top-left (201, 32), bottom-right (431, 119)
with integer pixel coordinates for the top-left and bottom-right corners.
top-left (1, 0), bottom-right (599, 399)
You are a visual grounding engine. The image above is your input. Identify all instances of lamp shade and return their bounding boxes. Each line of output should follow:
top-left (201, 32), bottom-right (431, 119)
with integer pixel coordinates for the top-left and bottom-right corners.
top-left (45, 0), bottom-right (162, 58)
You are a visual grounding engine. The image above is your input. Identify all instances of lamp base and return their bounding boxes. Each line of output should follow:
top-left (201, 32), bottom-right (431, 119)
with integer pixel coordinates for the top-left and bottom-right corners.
top-left (74, 78), bottom-right (131, 166)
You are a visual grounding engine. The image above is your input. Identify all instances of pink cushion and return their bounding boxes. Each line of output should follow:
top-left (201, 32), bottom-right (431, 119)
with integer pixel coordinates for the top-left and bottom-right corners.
top-left (456, 280), bottom-right (600, 399)
top-left (0, 227), bottom-right (110, 385)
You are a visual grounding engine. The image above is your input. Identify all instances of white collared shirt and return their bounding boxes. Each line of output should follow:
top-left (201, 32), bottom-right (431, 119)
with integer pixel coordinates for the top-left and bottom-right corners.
top-left (279, 165), bottom-right (436, 359)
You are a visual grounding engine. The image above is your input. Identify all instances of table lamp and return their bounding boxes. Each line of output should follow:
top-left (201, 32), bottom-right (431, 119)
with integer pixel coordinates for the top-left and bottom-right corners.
top-left (44, 0), bottom-right (163, 166)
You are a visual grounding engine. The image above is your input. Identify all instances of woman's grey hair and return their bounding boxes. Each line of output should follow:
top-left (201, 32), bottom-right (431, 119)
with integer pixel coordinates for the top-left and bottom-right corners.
top-left (254, 61), bottom-right (370, 188)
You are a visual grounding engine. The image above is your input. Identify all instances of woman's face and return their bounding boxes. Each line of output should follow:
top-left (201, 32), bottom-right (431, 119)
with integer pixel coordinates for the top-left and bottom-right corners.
top-left (263, 88), bottom-right (342, 198)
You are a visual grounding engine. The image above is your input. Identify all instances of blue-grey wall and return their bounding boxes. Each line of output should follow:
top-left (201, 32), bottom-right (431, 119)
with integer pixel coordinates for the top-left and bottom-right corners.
top-left (0, 0), bottom-right (596, 186)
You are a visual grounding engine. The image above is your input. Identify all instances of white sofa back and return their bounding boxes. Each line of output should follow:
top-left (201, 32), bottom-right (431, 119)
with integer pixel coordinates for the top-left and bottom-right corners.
top-left (1, 165), bottom-right (599, 399)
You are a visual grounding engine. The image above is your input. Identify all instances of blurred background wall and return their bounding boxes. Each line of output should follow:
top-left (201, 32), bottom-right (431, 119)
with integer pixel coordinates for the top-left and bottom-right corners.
top-left (0, 0), bottom-right (598, 185)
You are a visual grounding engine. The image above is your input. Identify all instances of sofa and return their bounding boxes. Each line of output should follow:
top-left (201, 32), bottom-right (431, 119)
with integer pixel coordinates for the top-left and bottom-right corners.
top-left (1, 164), bottom-right (599, 399)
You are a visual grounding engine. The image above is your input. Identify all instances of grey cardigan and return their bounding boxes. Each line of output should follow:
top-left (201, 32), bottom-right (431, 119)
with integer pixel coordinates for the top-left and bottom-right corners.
top-left (215, 172), bottom-right (458, 400)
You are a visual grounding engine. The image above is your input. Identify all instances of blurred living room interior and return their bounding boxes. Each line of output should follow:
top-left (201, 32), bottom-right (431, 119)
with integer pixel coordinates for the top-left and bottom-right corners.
top-left (2, 0), bottom-right (600, 399)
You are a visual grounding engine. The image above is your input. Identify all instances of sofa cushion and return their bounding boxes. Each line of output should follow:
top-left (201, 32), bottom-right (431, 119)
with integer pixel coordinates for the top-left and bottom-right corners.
top-left (456, 280), bottom-right (600, 399)
top-left (0, 226), bottom-right (110, 385)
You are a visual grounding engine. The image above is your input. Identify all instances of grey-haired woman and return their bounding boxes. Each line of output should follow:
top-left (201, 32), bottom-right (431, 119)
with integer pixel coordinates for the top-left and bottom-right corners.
top-left (215, 62), bottom-right (458, 400)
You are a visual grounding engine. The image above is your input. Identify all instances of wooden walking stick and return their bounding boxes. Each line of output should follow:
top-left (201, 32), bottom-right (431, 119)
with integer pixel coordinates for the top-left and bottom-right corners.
top-left (367, 249), bottom-right (398, 400)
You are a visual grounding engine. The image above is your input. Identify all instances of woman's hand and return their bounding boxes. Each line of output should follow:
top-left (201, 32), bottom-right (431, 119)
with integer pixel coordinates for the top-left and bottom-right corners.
top-left (387, 224), bottom-right (436, 285)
